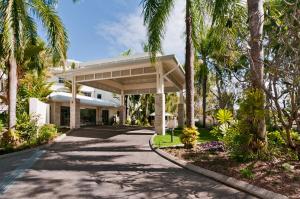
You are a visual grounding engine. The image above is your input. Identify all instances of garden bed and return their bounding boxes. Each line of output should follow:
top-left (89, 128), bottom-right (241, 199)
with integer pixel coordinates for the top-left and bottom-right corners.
top-left (163, 143), bottom-right (300, 199)
top-left (0, 127), bottom-right (68, 156)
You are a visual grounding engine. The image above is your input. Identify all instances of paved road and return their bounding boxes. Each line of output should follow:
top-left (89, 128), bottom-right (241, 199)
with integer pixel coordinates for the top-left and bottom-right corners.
top-left (0, 126), bottom-right (256, 199)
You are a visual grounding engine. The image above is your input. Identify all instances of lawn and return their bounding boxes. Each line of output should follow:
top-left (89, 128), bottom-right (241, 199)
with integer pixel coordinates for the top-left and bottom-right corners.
top-left (153, 128), bottom-right (217, 148)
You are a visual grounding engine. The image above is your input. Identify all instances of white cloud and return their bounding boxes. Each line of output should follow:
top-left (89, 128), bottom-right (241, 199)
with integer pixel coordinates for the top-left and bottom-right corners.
top-left (96, 1), bottom-right (186, 61)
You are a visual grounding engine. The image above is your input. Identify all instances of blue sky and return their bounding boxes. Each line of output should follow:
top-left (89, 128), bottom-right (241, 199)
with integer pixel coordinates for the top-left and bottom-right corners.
top-left (44, 0), bottom-right (186, 62)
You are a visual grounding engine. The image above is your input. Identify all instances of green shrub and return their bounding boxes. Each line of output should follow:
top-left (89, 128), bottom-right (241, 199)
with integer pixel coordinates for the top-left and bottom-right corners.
top-left (180, 127), bottom-right (199, 149)
top-left (0, 129), bottom-right (20, 148)
top-left (37, 124), bottom-right (58, 144)
top-left (210, 109), bottom-right (234, 140)
top-left (221, 121), bottom-right (259, 161)
top-left (16, 112), bottom-right (38, 142)
top-left (268, 130), bottom-right (285, 145)
top-left (240, 167), bottom-right (255, 179)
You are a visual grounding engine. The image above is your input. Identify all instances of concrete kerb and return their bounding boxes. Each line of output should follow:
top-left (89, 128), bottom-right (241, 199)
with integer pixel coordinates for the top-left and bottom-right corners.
top-left (149, 134), bottom-right (288, 199)
top-left (0, 129), bottom-right (73, 160)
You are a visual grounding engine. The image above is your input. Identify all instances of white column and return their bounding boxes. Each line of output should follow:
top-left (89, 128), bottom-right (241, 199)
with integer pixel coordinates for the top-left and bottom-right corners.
top-left (178, 90), bottom-right (185, 128)
top-left (119, 90), bottom-right (126, 125)
top-left (70, 76), bottom-right (80, 129)
top-left (155, 64), bottom-right (165, 135)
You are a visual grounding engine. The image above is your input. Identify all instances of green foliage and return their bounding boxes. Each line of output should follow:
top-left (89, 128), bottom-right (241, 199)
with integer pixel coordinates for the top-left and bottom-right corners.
top-left (17, 72), bottom-right (53, 114)
top-left (222, 122), bottom-right (254, 161)
top-left (210, 109), bottom-right (233, 139)
top-left (16, 112), bottom-right (38, 142)
top-left (0, 129), bottom-right (20, 148)
top-left (240, 167), bottom-right (255, 179)
top-left (0, 119), bottom-right (3, 133)
top-left (216, 109), bottom-right (233, 124)
top-left (37, 124), bottom-right (58, 144)
top-left (180, 127), bottom-right (199, 149)
top-left (268, 131), bottom-right (285, 145)
top-left (237, 89), bottom-right (267, 151)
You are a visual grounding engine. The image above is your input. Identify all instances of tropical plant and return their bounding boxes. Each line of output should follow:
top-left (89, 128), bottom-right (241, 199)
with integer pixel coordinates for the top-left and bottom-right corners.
top-left (0, 0), bottom-right (68, 131)
top-left (37, 124), bottom-right (57, 144)
top-left (180, 127), bottom-right (199, 148)
top-left (216, 109), bottom-right (233, 124)
top-left (17, 71), bottom-right (53, 114)
top-left (16, 112), bottom-right (38, 143)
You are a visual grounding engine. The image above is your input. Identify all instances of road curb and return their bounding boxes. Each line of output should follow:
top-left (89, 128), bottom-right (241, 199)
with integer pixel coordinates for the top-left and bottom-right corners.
top-left (0, 129), bottom-right (72, 160)
top-left (149, 134), bottom-right (288, 199)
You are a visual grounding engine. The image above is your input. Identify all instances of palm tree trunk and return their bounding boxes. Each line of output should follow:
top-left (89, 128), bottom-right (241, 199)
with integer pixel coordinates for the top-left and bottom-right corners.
top-left (202, 71), bottom-right (207, 128)
top-left (247, 0), bottom-right (266, 140)
top-left (185, 0), bottom-right (195, 128)
top-left (8, 55), bottom-right (18, 130)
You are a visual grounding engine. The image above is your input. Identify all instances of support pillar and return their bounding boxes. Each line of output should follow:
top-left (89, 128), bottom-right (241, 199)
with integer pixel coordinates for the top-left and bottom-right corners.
top-left (119, 90), bottom-right (126, 125)
top-left (70, 77), bottom-right (80, 129)
top-left (155, 93), bottom-right (165, 135)
top-left (155, 64), bottom-right (165, 135)
top-left (96, 107), bottom-right (101, 125)
top-left (50, 102), bottom-right (61, 126)
top-left (178, 91), bottom-right (185, 128)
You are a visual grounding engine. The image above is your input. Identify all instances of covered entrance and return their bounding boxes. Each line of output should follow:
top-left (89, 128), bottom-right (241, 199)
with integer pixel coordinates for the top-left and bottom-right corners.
top-left (60, 54), bottom-right (186, 135)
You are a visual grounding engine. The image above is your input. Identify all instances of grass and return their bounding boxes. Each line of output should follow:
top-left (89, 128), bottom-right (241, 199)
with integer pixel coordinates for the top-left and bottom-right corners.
top-left (153, 128), bottom-right (218, 148)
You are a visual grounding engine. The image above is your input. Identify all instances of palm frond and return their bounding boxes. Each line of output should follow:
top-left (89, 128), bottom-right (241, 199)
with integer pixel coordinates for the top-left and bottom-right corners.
top-left (142, 0), bottom-right (174, 62)
top-left (31, 0), bottom-right (68, 64)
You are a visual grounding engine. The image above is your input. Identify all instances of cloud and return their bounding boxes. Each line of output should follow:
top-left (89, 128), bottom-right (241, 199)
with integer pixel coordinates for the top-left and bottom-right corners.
top-left (96, 1), bottom-right (186, 62)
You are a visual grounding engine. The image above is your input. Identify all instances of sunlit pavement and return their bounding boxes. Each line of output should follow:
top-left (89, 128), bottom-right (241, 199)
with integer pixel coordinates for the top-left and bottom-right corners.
top-left (0, 126), bottom-right (256, 199)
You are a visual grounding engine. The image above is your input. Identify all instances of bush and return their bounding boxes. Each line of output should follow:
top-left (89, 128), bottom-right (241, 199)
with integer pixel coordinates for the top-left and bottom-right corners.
top-left (0, 129), bottom-right (20, 148)
top-left (180, 127), bottom-right (199, 149)
top-left (268, 130), bottom-right (285, 145)
top-left (37, 124), bottom-right (58, 144)
top-left (16, 112), bottom-right (38, 142)
top-left (210, 109), bottom-right (234, 140)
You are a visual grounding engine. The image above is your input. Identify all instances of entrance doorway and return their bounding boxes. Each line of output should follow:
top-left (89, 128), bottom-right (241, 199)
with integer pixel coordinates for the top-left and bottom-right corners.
top-left (61, 106), bottom-right (70, 126)
top-left (102, 110), bottom-right (109, 125)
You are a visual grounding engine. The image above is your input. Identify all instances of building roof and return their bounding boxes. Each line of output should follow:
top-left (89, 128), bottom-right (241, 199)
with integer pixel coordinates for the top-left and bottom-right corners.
top-left (57, 54), bottom-right (185, 95)
top-left (49, 92), bottom-right (119, 108)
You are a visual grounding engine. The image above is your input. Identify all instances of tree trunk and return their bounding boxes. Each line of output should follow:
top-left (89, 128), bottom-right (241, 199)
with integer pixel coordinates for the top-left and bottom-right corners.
top-left (202, 63), bottom-right (207, 128)
top-left (185, 0), bottom-right (195, 128)
top-left (8, 55), bottom-right (18, 130)
top-left (247, 0), bottom-right (266, 141)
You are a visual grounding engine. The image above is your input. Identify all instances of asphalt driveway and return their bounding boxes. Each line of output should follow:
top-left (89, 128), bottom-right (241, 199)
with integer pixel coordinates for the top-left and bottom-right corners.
top-left (0, 126), bottom-right (256, 199)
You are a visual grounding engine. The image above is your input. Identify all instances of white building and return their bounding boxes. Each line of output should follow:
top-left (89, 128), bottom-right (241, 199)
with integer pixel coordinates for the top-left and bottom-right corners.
top-left (48, 60), bottom-right (121, 127)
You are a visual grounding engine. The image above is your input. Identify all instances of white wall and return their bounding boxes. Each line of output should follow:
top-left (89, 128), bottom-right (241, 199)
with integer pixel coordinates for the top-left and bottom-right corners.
top-left (29, 98), bottom-right (50, 126)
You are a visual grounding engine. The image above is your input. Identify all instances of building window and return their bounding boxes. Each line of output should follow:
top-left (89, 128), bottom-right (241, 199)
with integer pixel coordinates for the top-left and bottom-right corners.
top-left (58, 77), bottom-right (64, 83)
top-left (82, 92), bottom-right (91, 97)
top-left (97, 94), bottom-right (102, 99)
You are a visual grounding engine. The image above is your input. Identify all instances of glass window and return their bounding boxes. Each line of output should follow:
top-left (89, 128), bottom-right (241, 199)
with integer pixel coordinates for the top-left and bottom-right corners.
top-left (82, 92), bottom-right (91, 97)
top-left (97, 94), bottom-right (102, 99)
top-left (58, 77), bottom-right (64, 83)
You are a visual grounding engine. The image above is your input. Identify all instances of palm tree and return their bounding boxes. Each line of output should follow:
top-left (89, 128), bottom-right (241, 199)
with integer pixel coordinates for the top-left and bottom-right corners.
top-left (0, 0), bottom-right (68, 131)
top-left (142, 0), bottom-right (197, 127)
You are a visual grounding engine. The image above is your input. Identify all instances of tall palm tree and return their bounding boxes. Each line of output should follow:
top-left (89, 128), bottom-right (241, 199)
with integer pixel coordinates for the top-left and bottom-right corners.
top-left (142, 0), bottom-right (196, 127)
top-left (0, 0), bottom-right (68, 130)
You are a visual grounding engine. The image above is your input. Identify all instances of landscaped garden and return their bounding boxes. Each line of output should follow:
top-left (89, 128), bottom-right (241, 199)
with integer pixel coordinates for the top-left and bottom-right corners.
top-left (153, 109), bottom-right (300, 198)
